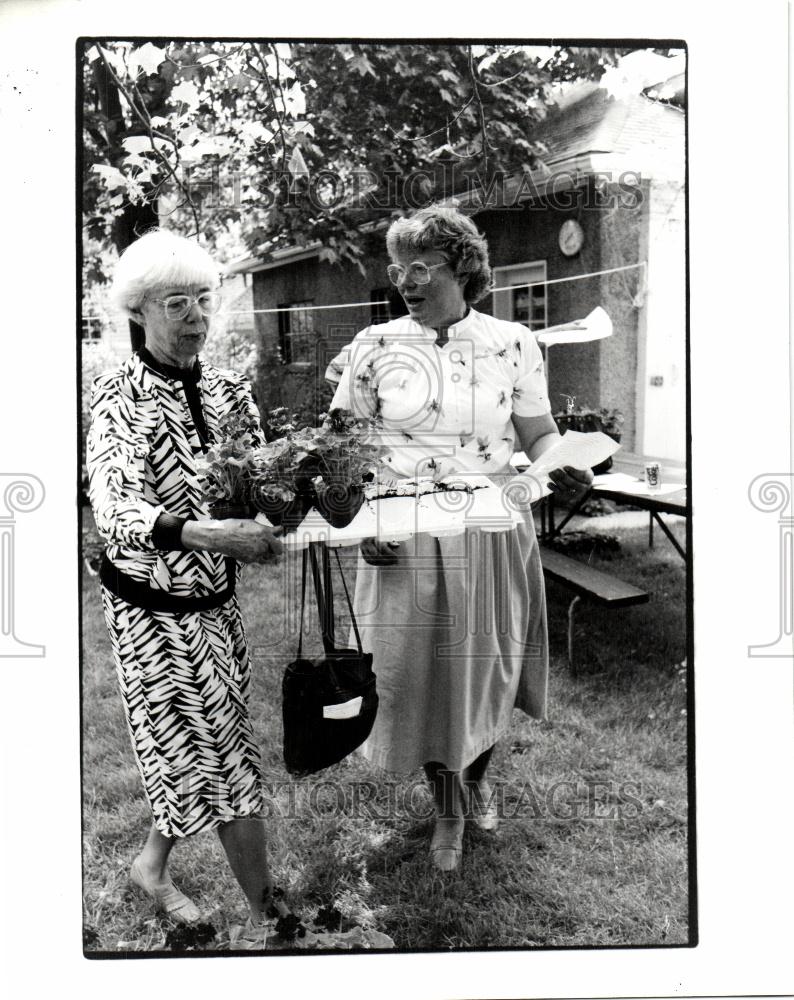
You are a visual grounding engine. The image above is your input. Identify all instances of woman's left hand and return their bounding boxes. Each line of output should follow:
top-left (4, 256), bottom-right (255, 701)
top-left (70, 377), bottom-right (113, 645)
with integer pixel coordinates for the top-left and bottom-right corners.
top-left (548, 465), bottom-right (594, 499)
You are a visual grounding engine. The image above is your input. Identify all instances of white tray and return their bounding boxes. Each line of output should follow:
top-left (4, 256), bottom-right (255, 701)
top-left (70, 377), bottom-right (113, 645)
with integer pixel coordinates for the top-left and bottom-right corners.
top-left (254, 474), bottom-right (526, 549)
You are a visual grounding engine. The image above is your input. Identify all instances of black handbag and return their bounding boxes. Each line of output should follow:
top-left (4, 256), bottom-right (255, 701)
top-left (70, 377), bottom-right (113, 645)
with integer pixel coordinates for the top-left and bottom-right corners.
top-left (282, 543), bottom-right (378, 777)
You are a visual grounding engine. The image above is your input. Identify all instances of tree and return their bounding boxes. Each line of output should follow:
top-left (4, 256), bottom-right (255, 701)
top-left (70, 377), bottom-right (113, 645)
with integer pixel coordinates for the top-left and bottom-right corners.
top-left (83, 40), bottom-right (630, 286)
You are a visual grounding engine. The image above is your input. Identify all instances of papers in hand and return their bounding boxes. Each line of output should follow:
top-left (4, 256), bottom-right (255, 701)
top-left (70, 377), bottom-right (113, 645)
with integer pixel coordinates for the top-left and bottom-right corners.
top-left (512, 430), bottom-right (621, 501)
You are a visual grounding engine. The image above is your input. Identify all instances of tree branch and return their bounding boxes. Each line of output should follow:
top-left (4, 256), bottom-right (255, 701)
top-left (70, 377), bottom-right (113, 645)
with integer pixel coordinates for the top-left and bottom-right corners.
top-left (468, 45), bottom-right (490, 177)
top-left (96, 43), bottom-right (201, 236)
top-left (382, 92), bottom-right (476, 146)
top-left (250, 43), bottom-right (287, 169)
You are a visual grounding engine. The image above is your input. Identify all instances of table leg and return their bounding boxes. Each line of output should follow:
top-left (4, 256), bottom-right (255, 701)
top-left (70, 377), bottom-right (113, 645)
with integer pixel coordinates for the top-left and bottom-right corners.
top-left (651, 511), bottom-right (686, 560)
top-left (547, 488), bottom-right (592, 540)
top-left (649, 511), bottom-right (654, 548)
top-left (567, 595), bottom-right (580, 677)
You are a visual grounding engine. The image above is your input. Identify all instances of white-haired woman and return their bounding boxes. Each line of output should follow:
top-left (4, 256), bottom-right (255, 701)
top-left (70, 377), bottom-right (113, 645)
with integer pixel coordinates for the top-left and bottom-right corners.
top-left (327, 206), bottom-right (592, 871)
top-left (87, 229), bottom-right (285, 928)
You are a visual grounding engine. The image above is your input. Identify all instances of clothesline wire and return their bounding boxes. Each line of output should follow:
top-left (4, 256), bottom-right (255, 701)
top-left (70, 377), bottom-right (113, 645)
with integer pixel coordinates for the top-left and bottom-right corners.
top-left (219, 261), bottom-right (647, 316)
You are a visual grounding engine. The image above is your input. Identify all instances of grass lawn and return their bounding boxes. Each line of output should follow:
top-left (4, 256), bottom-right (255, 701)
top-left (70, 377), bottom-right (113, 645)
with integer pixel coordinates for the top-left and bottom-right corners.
top-left (81, 508), bottom-right (691, 953)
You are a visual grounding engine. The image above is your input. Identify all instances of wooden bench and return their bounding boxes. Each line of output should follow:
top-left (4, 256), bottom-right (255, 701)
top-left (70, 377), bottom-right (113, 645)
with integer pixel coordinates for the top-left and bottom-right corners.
top-left (540, 547), bottom-right (649, 676)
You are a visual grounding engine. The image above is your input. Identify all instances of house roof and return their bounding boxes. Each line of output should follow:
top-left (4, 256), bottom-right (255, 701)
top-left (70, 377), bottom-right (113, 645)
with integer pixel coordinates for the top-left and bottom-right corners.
top-left (226, 242), bottom-right (322, 276)
top-left (533, 83), bottom-right (683, 168)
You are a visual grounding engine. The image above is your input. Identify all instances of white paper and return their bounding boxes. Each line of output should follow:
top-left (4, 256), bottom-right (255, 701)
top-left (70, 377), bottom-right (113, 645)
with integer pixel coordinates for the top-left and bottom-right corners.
top-left (535, 306), bottom-right (613, 346)
top-left (323, 696), bottom-right (363, 720)
top-left (512, 430), bottom-right (621, 500)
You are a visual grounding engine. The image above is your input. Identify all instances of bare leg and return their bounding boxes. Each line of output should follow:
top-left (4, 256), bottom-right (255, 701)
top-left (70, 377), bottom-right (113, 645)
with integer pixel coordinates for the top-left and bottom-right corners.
top-left (462, 744), bottom-right (495, 788)
top-left (217, 816), bottom-right (277, 923)
top-left (131, 822), bottom-right (201, 923)
top-left (423, 761), bottom-right (463, 819)
top-left (462, 745), bottom-right (498, 829)
top-left (136, 821), bottom-right (176, 882)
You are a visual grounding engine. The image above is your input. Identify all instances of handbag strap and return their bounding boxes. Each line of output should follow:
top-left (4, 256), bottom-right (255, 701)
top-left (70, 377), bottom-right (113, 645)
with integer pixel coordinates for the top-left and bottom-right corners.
top-left (332, 547), bottom-right (363, 655)
top-left (296, 547), bottom-right (308, 659)
top-left (297, 545), bottom-right (331, 657)
top-left (297, 543), bottom-right (364, 658)
top-left (311, 544), bottom-right (334, 653)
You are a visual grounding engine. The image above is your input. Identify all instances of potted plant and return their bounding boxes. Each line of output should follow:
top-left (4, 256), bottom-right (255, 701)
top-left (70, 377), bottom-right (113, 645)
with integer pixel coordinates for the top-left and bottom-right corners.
top-left (199, 407), bottom-right (390, 532)
top-left (197, 413), bottom-right (261, 519)
top-left (308, 408), bottom-right (389, 528)
top-left (552, 403), bottom-right (624, 475)
top-left (249, 430), bottom-right (320, 533)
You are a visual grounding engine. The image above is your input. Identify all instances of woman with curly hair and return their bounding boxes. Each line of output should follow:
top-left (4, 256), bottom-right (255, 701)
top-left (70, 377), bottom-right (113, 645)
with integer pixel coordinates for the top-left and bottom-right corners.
top-left (327, 205), bottom-right (592, 871)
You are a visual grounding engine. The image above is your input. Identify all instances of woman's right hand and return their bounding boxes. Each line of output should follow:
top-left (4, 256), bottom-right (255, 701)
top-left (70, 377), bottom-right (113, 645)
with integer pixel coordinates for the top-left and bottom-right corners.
top-left (360, 537), bottom-right (399, 566)
top-left (181, 519), bottom-right (283, 563)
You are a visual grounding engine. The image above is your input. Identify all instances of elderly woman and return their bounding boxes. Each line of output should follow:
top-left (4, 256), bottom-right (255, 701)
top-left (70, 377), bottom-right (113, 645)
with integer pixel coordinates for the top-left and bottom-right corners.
top-left (87, 229), bottom-right (284, 926)
top-left (327, 206), bottom-right (592, 871)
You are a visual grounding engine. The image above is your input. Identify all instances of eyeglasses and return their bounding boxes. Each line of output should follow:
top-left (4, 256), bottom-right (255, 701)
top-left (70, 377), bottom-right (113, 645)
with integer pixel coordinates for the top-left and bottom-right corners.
top-left (150, 292), bottom-right (222, 321)
top-left (386, 260), bottom-right (449, 286)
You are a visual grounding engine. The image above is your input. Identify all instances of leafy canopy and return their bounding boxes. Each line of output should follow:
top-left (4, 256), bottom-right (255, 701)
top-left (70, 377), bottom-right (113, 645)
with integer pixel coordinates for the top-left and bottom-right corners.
top-left (83, 41), bottom-right (627, 281)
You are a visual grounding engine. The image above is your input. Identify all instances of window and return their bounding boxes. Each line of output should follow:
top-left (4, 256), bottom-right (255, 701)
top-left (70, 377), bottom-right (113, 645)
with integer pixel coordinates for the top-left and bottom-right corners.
top-left (278, 300), bottom-right (315, 364)
top-left (492, 261), bottom-right (547, 331)
top-left (82, 316), bottom-right (103, 342)
top-left (370, 287), bottom-right (408, 325)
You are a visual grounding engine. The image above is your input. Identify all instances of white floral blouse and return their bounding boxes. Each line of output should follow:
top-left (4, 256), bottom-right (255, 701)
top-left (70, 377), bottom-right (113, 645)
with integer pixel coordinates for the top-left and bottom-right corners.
top-left (326, 308), bottom-right (551, 481)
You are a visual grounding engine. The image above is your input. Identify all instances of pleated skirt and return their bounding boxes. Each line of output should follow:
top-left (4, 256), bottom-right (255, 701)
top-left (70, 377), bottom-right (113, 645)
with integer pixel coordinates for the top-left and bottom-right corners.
top-left (353, 513), bottom-right (549, 774)
top-left (100, 588), bottom-right (264, 839)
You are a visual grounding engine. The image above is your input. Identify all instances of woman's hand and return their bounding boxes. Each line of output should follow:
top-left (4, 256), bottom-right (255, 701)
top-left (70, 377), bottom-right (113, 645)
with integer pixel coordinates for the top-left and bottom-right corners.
top-left (360, 537), bottom-right (400, 566)
top-left (548, 465), bottom-right (594, 499)
top-left (181, 519), bottom-right (283, 563)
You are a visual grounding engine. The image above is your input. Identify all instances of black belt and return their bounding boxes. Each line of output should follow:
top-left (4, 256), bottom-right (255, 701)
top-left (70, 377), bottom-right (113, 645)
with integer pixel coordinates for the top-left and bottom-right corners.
top-left (100, 553), bottom-right (237, 614)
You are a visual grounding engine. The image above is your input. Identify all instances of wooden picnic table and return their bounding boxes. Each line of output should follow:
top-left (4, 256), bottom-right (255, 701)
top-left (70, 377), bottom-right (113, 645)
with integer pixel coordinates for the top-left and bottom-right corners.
top-left (541, 472), bottom-right (689, 561)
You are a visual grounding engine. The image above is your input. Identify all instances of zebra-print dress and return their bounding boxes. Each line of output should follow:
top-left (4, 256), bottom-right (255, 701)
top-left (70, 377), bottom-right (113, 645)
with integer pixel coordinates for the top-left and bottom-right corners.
top-left (87, 352), bottom-right (265, 839)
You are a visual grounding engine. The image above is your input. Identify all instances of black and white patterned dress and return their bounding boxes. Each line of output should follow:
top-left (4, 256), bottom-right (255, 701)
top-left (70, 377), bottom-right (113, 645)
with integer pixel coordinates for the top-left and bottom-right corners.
top-left (87, 350), bottom-right (265, 839)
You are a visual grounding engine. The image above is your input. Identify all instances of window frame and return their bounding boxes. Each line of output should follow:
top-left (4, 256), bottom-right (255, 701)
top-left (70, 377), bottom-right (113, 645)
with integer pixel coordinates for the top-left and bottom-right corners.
top-left (82, 315), bottom-right (103, 343)
top-left (492, 260), bottom-right (548, 332)
top-left (277, 300), bottom-right (315, 364)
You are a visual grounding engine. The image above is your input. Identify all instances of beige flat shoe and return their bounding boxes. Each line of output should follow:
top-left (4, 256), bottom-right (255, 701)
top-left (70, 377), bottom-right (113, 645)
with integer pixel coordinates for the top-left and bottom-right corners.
top-left (130, 857), bottom-right (201, 924)
top-left (430, 817), bottom-right (464, 872)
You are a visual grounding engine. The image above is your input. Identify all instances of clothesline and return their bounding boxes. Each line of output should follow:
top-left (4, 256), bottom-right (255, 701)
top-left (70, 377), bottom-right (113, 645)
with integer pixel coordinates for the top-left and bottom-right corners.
top-left (220, 261), bottom-right (647, 315)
